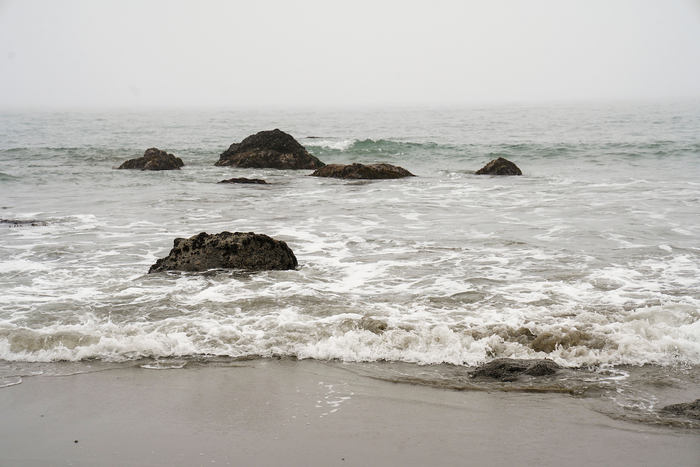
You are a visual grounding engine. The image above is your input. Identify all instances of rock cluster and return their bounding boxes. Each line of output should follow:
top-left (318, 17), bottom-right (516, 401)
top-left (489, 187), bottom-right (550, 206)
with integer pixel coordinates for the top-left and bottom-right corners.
top-left (118, 148), bottom-right (184, 171)
top-left (311, 163), bottom-right (415, 180)
top-left (133, 131), bottom-right (529, 276)
top-left (475, 157), bottom-right (522, 176)
top-left (148, 231), bottom-right (298, 273)
top-left (470, 358), bottom-right (561, 382)
top-left (215, 129), bottom-right (325, 170)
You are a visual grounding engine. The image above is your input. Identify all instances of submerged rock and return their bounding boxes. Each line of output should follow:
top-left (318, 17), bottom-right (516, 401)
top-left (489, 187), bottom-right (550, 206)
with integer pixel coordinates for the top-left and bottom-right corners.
top-left (215, 129), bottom-right (325, 170)
top-left (661, 399), bottom-right (700, 420)
top-left (359, 317), bottom-right (389, 334)
top-left (118, 148), bottom-right (184, 171)
top-left (475, 157), bottom-right (522, 176)
top-left (310, 163), bottom-right (415, 180)
top-left (148, 231), bottom-right (298, 273)
top-left (1, 219), bottom-right (47, 227)
top-left (218, 177), bottom-right (268, 185)
top-left (470, 358), bottom-right (561, 382)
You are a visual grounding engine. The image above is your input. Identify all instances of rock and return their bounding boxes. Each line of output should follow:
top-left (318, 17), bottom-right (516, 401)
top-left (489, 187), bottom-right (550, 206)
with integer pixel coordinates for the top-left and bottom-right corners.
top-left (218, 177), bottom-right (268, 185)
top-left (215, 129), bottom-right (325, 170)
top-left (310, 163), bottom-right (415, 180)
top-left (470, 358), bottom-right (561, 382)
top-left (661, 399), bottom-right (700, 420)
top-left (118, 148), bottom-right (184, 171)
top-left (475, 157), bottom-right (522, 176)
top-left (148, 231), bottom-right (298, 273)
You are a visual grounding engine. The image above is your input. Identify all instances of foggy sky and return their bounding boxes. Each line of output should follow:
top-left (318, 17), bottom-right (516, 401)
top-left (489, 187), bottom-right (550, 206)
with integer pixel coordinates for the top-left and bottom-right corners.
top-left (1, 0), bottom-right (700, 108)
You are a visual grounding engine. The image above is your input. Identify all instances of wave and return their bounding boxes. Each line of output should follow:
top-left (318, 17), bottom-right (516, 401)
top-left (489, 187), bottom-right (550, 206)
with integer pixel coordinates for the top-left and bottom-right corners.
top-left (304, 139), bottom-right (473, 169)
top-left (0, 301), bottom-right (697, 367)
top-left (0, 146), bottom-right (226, 168)
top-left (303, 138), bottom-right (456, 154)
top-left (4, 140), bottom-right (692, 173)
top-left (302, 138), bottom-right (697, 167)
top-left (0, 172), bottom-right (20, 182)
top-left (303, 139), bottom-right (356, 151)
top-left (348, 139), bottom-right (443, 153)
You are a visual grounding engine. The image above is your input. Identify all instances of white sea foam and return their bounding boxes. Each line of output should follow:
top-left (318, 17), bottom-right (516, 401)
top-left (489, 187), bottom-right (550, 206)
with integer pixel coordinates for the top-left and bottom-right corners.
top-left (140, 360), bottom-right (187, 369)
top-left (304, 139), bottom-right (355, 151)
top-left (0, 259), bottom-right (52, 273)
top-left (0, 293), bottom-right (698, 367)
top-left (0, 376), bottom-right (22, 388)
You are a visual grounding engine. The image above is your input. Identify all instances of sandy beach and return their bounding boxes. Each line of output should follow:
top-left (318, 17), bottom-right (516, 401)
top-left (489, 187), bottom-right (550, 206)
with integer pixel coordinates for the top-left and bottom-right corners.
top-left (1, 358), bottom-right (698, 467)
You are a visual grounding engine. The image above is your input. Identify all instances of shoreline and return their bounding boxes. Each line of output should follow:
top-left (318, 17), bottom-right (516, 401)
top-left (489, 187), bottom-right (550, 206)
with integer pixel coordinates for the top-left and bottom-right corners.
top-left (1, 358), bottom-right (698, 467)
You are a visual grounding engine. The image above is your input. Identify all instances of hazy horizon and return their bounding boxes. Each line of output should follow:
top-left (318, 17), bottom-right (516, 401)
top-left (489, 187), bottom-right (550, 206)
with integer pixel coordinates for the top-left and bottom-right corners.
top-left (2, 0), bottom-right (700, 109)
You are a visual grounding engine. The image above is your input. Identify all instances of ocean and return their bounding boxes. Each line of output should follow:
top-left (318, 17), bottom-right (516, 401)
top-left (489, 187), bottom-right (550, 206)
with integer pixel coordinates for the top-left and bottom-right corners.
top-left (1, 101), bottom-right (699, 427)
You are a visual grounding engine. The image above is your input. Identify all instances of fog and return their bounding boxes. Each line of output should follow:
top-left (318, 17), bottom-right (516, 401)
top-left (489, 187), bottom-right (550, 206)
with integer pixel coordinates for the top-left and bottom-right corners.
top-left (1, 0), bottom-right (700, 108)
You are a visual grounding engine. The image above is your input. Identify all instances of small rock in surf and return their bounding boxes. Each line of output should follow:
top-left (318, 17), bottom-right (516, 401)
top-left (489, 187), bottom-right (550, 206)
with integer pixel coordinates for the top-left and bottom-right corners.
top-left (215, 129), bottom-right (325, 170)
top-left (661, 399), bottom-right (700, 420)
top-left (470, 358), bottom-right (561, 382)
top-left (311, 163), bottom-right (415, 179)
top-left (148, 231), bottom-right (298, 273)
top-left (117, 148), bottom-right (184, 171)
top-left (475, 157), bottom-right (522, 176)
top-left (218, 177), bottom-right (268, 185)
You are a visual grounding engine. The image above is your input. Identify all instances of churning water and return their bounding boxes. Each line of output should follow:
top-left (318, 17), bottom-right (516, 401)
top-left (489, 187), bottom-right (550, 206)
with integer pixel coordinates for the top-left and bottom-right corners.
top-left (1, 102), bottom-right (699, 426)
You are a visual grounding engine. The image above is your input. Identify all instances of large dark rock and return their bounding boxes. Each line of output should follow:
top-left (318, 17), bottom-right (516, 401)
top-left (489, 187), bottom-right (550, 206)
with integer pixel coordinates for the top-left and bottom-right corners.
top-left (118, 148), bottom-right (184, 171)
top-left (148, 231), bottom-right (298, 273)
top-left (215, 129), bottom-right (325, 170)
top-left (661, 399), bottom-right (700, 420)
top-left (470, 358), bottom-right (561, 382)
top-left (475, 157), bottom-right (522, 176)
top-left (218, 177), bottom-right (268, 185)
top-left (311, 163), bottom-right (415, 180)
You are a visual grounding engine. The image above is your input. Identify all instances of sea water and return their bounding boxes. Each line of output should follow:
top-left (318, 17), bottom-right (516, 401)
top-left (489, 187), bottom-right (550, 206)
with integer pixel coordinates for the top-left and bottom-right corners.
top-left (1, 102), bottom-right (699, 426)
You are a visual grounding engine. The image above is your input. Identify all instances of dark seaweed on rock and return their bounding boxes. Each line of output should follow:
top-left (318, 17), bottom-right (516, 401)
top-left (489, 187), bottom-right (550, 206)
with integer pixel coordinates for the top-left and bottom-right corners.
top-left (470, 358), bottom-right (561, 382)
top-left (215, 129), bottom-right (325, 170)
top-left (148, 231), bottom-right (298, 273)
top-left (475, 157), bottom-right (522, 176)
top-left (311, 163), bottom-right (415, 180)
top-left (118, 148), bottom-right (184, 171)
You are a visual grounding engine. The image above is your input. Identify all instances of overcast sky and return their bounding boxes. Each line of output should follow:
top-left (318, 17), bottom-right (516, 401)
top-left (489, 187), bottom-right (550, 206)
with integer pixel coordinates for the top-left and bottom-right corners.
top-left (1, 0), bottom-right (700, 108)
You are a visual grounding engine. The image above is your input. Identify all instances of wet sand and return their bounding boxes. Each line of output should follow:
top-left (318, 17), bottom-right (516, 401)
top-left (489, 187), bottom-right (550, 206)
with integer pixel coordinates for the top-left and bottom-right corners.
top-left (1, 358), bottom-right (698, 467)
